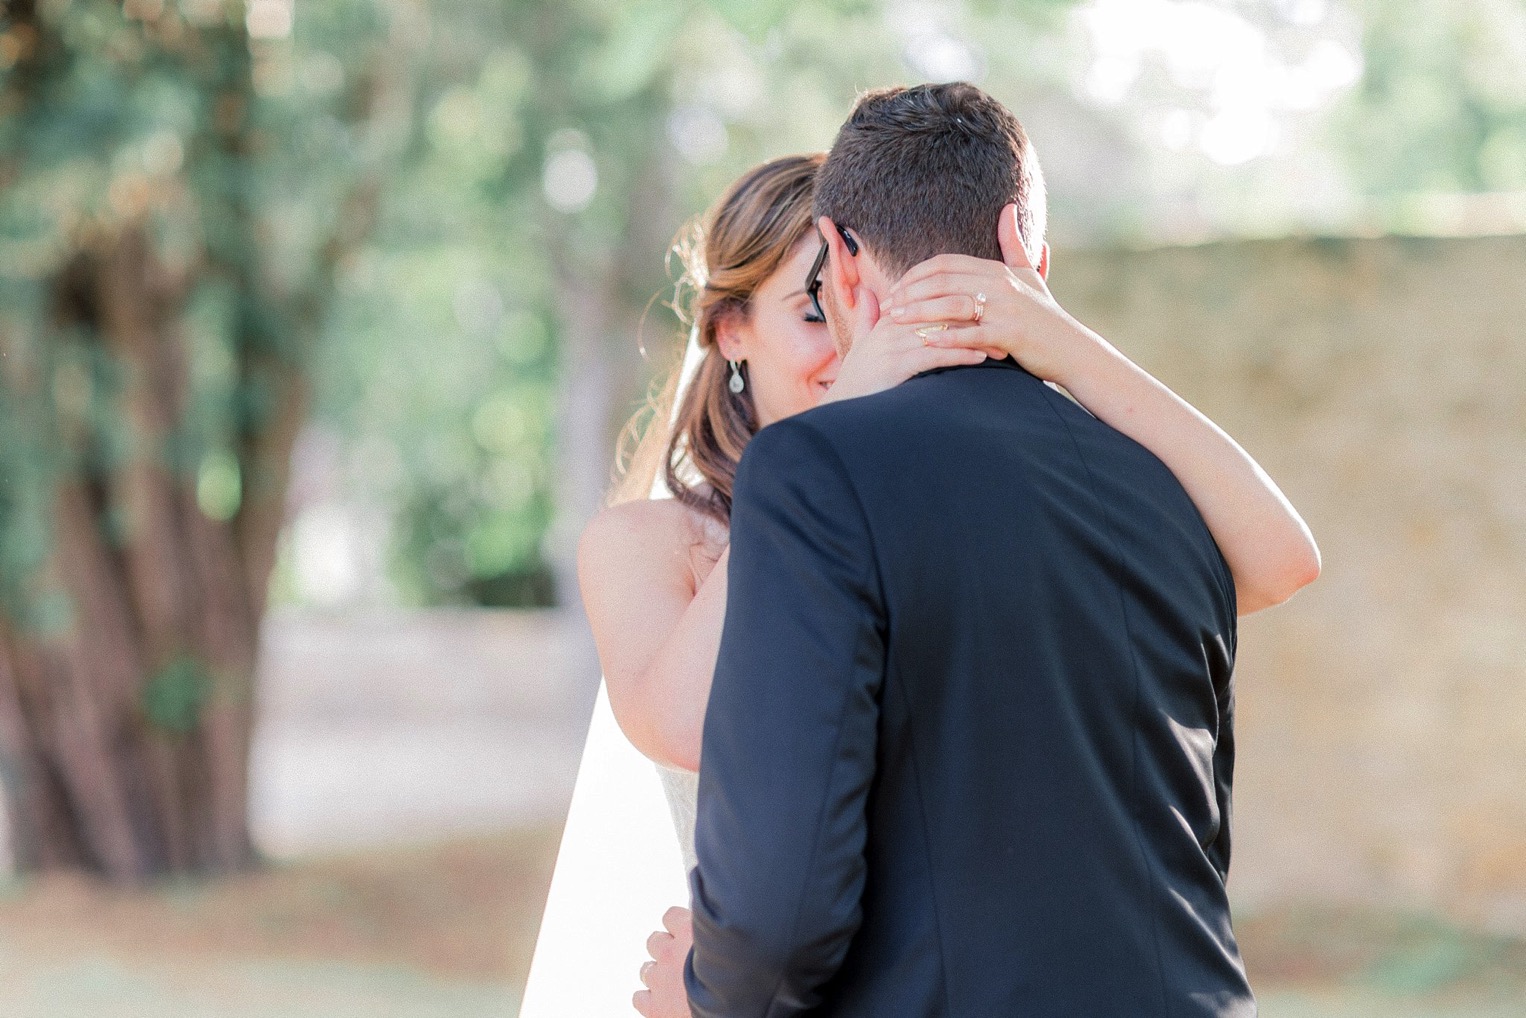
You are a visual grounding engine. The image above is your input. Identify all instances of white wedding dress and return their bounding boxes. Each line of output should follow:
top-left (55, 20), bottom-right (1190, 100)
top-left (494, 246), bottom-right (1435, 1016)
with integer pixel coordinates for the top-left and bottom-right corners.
top-left (517, 684), bottom-right (696, 1017)
top-left (518, 335), bottom-right (708, 1017)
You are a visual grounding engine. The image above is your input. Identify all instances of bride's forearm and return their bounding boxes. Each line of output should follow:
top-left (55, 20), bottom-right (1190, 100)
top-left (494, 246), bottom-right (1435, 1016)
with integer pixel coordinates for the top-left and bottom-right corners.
top-left (629, 546), bottom-right (730, 773)
top-left (1046, 316), bottom-right (1320, 614)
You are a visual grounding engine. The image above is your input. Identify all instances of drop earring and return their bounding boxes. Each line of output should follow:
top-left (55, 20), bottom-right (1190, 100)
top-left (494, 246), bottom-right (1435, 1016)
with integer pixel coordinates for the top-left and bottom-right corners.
top-left (728, 359), bottom-right (745, 394)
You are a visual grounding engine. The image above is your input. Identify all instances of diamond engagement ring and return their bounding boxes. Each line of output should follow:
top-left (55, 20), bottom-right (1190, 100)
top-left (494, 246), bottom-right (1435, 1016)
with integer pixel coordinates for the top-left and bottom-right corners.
top-left (973, 292), bottom-right (987, 324)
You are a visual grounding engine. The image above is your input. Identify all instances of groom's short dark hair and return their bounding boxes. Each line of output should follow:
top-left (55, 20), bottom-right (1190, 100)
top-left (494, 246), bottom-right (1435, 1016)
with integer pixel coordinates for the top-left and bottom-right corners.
top-left (813, 82), bottom-right (1045, 279)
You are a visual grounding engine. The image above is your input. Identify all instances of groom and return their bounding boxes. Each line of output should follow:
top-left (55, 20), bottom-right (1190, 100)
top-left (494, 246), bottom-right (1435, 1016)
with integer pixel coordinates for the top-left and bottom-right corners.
top-left (641, 82), bottom-right (1255, 1016)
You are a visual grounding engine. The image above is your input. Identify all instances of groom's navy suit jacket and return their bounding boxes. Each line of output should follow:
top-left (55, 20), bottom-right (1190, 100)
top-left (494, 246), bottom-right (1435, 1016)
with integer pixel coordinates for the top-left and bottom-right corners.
top-left (686, 357), bottom-right (1255, 1017)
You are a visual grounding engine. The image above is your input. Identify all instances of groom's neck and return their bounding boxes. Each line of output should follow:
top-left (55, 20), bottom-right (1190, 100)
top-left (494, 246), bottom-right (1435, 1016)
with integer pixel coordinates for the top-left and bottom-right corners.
top-left (848, 259), bottom-right (898, 343)
top-left (859, 255), bottom-right (898, 306)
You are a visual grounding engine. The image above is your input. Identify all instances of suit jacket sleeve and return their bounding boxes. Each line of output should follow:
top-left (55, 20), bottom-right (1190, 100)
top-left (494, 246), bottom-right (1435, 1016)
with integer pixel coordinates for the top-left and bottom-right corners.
top-left (685, 417), bottom-right (886, 1018)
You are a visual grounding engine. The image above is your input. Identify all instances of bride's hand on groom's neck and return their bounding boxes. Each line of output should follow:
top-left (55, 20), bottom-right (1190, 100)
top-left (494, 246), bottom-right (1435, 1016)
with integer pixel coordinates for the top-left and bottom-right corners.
top-left (882, 203), bottom-right (1090, 385)
top-left (822, 315), bottom-right (991, 405)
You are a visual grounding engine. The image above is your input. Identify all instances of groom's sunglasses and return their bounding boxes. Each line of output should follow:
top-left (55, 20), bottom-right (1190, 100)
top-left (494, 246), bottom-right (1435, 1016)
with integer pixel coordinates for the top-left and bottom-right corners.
top-left (804, 224), bottom-right (860, 324)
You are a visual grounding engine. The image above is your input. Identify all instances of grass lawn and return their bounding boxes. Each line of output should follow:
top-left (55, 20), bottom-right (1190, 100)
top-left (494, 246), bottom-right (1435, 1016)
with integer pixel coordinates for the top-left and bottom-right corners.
top-left (0, 827), bottom-right (559, 1018)
top-left (0, 824), bottom-right (1520, 1017)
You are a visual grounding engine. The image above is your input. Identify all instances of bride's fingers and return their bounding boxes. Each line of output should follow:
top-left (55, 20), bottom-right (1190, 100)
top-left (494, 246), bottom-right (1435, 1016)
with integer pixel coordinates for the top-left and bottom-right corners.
top-left (893, 253), bottom-right (994, 290)
top-left (888, 270), bottom-right (1007, 310)
top-left (912, 345), bottom-right (988, 373)
top-left (891, 294), bottom-right (984, 325)
top-left (867, 318), bottom-right (951, 353)
top-left (935, 339), bottom-right (1010, 359)
top-left (920, 322), bottom-right (1009, 358)
top-left (881, 319), bottom-right (974, 347)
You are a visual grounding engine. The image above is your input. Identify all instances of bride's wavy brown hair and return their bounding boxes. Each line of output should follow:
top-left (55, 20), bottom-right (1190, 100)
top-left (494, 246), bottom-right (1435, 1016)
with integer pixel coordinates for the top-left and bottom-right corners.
top-left (611, 153), bottom-right (824, 525)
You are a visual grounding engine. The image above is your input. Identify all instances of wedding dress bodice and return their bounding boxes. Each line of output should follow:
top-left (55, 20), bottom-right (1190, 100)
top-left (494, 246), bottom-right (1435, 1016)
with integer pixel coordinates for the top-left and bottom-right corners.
top-left (657, 763), bottom-right (699, 873)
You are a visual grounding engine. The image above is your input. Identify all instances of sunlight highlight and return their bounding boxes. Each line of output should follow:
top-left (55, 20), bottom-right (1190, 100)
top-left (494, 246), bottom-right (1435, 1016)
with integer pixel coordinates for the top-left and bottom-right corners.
top-left (1076, 0), bottom-right (1362, 166)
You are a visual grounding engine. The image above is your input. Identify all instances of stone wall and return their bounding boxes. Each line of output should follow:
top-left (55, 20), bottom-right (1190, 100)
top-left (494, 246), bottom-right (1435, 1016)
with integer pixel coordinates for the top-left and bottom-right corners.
top-left (1049, 235), bottom-right (1526, 932)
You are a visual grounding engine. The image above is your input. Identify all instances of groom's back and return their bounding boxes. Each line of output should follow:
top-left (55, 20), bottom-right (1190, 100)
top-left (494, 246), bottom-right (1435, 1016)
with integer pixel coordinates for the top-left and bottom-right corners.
top-left (797, 357), bottom-right (1252, 1016)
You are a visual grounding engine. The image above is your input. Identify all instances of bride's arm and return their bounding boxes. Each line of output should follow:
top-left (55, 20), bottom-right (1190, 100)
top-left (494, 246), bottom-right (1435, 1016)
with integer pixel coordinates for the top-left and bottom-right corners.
top-left (885, 206), bottom-right (1320, 615)
top-left (1031, 323), bottom-right (1317, 614)
top-left (576, 501), bottom-right (727, 772)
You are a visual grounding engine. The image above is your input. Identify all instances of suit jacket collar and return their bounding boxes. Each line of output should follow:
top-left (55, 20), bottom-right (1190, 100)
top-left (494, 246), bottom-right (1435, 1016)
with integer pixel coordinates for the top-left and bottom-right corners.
top-left (912, 355), bottom-right (1036, 382)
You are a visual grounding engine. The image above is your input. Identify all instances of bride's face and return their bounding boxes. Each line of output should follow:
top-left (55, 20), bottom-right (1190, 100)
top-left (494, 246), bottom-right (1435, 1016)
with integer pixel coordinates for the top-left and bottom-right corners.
top-left (717, 239), bottom-right (840, 428)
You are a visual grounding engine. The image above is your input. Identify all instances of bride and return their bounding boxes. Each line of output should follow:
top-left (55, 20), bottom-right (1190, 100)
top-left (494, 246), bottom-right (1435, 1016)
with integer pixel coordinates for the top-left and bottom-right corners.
top-left (519, 152), bottom-right (1319, 1016)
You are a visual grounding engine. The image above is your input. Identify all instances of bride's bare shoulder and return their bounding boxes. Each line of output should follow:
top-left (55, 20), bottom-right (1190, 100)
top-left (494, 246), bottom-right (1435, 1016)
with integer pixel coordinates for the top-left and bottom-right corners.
top-left (581, 498), bottom-right (691, 556)
top-left (577, 498), bottom-right (722, 596)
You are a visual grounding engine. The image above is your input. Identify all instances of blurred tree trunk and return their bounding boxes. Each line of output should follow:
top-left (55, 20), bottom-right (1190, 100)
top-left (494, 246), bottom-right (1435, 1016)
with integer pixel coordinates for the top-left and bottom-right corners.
top-left (0, 230), bottom-right (287, 879)
top-left (0, 2), bottom-right (383, 881)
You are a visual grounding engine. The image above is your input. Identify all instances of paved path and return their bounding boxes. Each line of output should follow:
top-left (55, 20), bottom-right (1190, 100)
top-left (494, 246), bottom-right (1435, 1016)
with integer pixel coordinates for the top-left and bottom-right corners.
top-left (249, 609), bottom-right (596, 856)
top-left (0, 953), bottom-right (516, 1018)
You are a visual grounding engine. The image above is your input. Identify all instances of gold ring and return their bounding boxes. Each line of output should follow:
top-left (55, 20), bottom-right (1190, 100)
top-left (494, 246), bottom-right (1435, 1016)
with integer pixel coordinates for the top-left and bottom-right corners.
top-left (973, 292), bottom-right (987, 324)
top-left (914, 323), bottom-right (949, 341)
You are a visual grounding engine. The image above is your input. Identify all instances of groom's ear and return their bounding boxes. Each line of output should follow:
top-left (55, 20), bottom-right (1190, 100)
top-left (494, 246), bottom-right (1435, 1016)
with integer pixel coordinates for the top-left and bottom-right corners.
top-left (818, 216), bottom-right (861, 310)
top-left (998, 202), bottom-right (1049, 281)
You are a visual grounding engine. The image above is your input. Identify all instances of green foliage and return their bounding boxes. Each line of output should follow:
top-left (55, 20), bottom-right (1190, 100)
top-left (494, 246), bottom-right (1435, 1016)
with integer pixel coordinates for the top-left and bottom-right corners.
top-left (0, 0), bottom-right (400, 625)
top-left (0, 0), bottom-right (1099, 615)
top-left (1332, 0), bottom-right (1526, 197)
top-left (142, 655), bottom-right (213, 734)
top-left (705, 0), bottom-right (805, 41)
top-left (197, 448), bottom-right (243, 520)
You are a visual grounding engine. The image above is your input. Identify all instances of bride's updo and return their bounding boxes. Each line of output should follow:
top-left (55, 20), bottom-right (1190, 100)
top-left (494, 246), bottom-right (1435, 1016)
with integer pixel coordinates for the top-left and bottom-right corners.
top-left (614, 153), bottom-right (824, 526)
